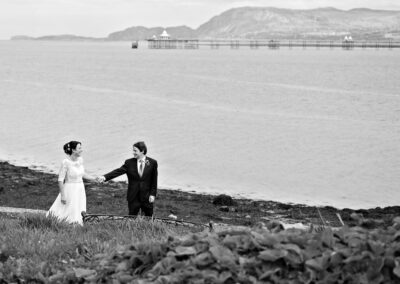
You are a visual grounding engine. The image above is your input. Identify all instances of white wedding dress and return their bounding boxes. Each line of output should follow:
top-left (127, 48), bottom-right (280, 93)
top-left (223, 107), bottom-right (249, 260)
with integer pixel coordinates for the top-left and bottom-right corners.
top-left (46, 156), bottom-right (86, 225)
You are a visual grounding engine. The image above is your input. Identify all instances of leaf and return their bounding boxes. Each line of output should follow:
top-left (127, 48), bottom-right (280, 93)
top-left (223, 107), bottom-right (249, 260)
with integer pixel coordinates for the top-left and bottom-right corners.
top-left (366, 257), bottom-right (384, 282)
top-left (115, 261), bottom-right (129, 272)
top-left (393, 265), bottom-right (400, 278)
top-left (251, 231), bottom-right (280, 247)
top-left (343, 254), bottom-right (364, 264)
top-left (218, 270), bottom-right (233, 282)
top-left (329, 251), bottom-right (344, 268)
top-left (393, 217), bottom-right (400, 225)
top-left (320, 227), bottom-right (335, 248)
top-left (73, 268), bottom-right (97, 279)
top-left (222, 234), bottom-right (254, 253)
top-left (179, 234), bottom-right (197, 246)
top-left (193, 252), bottom-right (214, 267)
top-left (393, 231), bottom-right (400, 242)
top-left (335, 248), bottom-right (352, 258)
top-left (175, 246), bottom-right (196, 256)
top-left (367, 240), bottom-right (385, 255)
top-left (279, 243), bottom-right (304, 266)
top-left (118, 273), bottom-right (134, 283)
top-left (321, 271), bottom-right (341, 283)
top-left (48, 272), bottom-right (65, 282)
top-left (286, 234), bottom-right (309, 248)
top-left (259, 268), bottom-right (280, 281)
top-left (222, 235), bottom-right (241, 250)
top-left (194, 241), bottom-right (210, 254)
top-left (347, 237), bottom-right (363, 248)
top-left (350, 213), bottom-right (363, 222)
top-left (154, 275), bottom-right (173, 284)
top-left (305, 256), bottom-right (329, 271)
top-left (258, 249), bottom-right (288, 262)
top-left (209, 245), bottom-right (236, 267)
top-left (202, 269), bottom-right (219, 282)
top-left (147, 256), bottom-right (177, 277)
top-left (305, 239), bottom-right (323, 257)
top-left (279, 243), bottom-right (302, 256)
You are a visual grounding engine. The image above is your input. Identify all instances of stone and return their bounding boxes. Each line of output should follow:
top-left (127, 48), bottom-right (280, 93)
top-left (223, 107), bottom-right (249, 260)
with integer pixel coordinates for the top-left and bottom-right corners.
top-left (168, 214), bottom-right (177, 220)
top-left (219, 206), bottom-right (229, 212)
top-left (212, 194), bottom-right (236, 206)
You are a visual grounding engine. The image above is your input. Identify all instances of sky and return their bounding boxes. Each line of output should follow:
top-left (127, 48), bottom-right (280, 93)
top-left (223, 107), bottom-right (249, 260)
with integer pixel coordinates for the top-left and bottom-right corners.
top-left (1, 0), bottom-right (399, 40)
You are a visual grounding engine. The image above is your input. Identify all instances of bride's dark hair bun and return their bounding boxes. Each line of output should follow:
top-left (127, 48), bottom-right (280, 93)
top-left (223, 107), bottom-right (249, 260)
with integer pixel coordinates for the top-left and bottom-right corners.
top-left (63, 141), bottom-right (81, 155)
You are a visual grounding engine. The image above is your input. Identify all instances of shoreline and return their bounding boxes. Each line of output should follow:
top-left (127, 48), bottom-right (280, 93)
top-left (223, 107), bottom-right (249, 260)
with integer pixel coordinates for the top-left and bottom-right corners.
top-left (1, 160), bottom-right (399, 228)
top-left (0, 157), bottom-right (389, 211)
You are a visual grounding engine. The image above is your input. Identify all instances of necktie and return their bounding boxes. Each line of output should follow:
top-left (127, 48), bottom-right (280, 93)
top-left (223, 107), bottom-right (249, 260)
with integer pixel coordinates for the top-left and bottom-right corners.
top-left (139, 160), bottom-right (144, 177)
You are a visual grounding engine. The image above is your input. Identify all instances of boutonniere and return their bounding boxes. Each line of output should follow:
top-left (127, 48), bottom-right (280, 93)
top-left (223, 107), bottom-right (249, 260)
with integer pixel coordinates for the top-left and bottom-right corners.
top-left (145, 160), bottom-right (150, 166)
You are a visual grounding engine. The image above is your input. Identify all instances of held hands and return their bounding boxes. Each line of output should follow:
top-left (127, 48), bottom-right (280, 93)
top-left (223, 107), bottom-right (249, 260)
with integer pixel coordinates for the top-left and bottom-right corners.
top-left (61, 195), bottom-right (66, 205)
top-left (95, 176), bottom-right (106, 183)
top-left (93, 176), bottom-right (153, 202)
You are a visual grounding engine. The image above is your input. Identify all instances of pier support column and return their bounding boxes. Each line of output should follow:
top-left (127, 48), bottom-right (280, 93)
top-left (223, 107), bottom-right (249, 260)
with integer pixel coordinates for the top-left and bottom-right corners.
top-left (230, 40), bottom-right (239, 49)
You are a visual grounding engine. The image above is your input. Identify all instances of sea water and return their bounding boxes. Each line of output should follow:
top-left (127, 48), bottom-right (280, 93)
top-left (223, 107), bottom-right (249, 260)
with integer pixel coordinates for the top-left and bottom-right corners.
top-left (0, 40), bottom-right (399, 209)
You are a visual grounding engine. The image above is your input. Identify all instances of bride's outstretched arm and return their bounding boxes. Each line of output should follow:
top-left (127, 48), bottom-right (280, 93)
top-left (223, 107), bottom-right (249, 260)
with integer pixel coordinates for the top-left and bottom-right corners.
top-left (83, 173), bottom-right (97, 182)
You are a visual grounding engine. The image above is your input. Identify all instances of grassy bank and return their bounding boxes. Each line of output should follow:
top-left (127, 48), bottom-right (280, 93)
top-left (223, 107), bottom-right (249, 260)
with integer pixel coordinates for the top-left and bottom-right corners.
top-left (2, 213), bottom-right (400, 283)
top-left (0, 213), bottom-right (197, 282)
top-left (2, 161), bottom-right (400, 282)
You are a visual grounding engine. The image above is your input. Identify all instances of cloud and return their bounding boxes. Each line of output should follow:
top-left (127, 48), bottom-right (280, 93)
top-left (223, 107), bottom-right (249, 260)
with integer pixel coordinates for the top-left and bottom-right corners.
top-left (139, 0), bottom-right (400, 10)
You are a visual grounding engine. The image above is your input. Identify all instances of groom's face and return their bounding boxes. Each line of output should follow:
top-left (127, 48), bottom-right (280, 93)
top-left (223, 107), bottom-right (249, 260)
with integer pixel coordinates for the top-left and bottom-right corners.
top-left (133, 146), bottom-right (144, 159)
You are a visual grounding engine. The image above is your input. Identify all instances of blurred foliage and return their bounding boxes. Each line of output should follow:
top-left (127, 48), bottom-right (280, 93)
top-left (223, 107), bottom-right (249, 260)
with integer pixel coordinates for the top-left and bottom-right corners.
top-left (3, 216), bottom-right (400, 283)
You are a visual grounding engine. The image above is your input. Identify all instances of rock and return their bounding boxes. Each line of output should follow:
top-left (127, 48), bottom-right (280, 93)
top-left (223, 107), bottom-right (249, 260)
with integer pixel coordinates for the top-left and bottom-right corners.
top-left (219, 206), bottom-right (229, 212)
top-left (168, 214), bottom-right (177, 220)
top-left (360, 218), bottom-right (384, 229)
top-left (281, 222), bottom-right (309, 230)
top-left (218, 206), bottom-right (237, 212)
top-left (212, 194), bottom-right (236, 206)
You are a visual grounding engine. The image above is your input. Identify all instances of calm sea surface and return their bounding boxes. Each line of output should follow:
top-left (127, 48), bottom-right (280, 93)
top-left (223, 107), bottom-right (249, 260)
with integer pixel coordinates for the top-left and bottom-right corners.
top-left (0, 40), bottom-right (399, 209)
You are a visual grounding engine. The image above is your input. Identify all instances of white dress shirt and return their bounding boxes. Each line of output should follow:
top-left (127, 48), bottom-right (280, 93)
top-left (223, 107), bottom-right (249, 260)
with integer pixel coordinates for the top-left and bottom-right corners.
top-left (137, 156), bottom-right (146, 175)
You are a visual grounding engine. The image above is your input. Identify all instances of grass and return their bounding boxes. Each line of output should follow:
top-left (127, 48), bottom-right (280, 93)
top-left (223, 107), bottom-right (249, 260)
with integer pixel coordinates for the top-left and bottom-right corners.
top-left (2, 161), bottom-right (400, 281)
top-left (3, 214), bottom-right (400, 283)
top-left (0, 213), bottom-right (198, 281)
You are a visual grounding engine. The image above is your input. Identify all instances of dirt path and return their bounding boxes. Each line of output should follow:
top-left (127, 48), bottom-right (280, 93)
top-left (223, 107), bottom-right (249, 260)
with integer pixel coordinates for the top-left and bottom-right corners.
top-left (0, 206), bottom-right (46, 214)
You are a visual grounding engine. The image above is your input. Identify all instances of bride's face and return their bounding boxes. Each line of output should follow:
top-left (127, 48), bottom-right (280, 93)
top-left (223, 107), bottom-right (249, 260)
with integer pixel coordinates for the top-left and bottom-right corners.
top-left (72, 144), bottom-right (83, 156)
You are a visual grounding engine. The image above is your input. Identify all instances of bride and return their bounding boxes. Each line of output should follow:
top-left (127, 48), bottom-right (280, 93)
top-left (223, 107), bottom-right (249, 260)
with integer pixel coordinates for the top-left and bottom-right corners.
top-left (46, 141), bottom-right (95, 225)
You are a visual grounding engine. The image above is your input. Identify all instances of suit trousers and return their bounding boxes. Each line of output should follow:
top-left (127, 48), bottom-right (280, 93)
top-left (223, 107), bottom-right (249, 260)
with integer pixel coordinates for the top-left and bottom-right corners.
top-left (128, 193), bottom-right (153, 217)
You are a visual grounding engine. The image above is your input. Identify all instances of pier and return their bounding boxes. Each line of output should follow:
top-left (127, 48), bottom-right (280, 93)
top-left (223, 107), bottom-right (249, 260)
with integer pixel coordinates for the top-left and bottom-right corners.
top-left (147, 39), bottom-right (400, 50)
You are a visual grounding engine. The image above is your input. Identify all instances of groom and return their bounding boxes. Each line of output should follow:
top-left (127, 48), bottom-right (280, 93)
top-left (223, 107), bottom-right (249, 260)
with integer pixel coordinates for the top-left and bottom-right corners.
top-left (98, 141), bottom-right (158, 216)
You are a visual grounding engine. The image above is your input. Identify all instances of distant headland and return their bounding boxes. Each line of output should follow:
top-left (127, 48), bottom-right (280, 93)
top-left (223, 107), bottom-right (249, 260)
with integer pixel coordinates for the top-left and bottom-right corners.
top-left (11, 7), bottom-right (400, 41)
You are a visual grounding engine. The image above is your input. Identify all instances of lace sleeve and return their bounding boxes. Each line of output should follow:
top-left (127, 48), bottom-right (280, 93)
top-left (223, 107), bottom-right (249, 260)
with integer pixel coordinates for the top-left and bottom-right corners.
top-left (58, 159), bottom-right (68, 182)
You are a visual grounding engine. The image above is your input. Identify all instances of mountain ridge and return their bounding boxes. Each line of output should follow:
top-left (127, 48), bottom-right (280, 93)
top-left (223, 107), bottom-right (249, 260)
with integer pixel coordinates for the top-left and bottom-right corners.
top-left (11, 7), bottom-right (400, 41)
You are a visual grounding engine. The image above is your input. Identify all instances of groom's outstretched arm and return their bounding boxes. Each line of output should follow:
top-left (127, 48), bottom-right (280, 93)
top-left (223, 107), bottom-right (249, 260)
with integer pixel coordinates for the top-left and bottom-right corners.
top-left (103, 161), bottom-right (128, 181)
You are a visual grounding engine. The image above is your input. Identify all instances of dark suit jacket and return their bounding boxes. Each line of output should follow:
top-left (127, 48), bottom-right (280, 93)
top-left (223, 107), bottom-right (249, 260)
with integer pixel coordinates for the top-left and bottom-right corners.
top-left (104, 157), bottom-right (158, 203)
